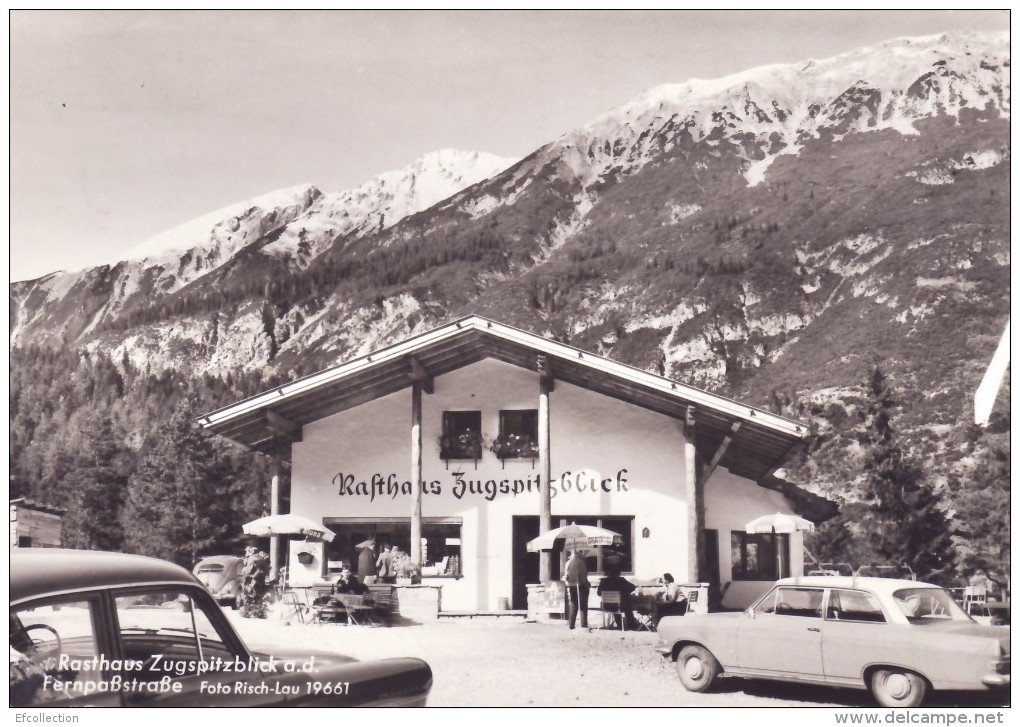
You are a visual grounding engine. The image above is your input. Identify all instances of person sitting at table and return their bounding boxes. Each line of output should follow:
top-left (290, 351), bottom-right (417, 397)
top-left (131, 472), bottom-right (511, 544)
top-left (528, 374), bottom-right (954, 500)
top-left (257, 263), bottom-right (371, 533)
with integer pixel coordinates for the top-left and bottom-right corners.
top-left (333, 563), bottom-right (366, 595)
top-left (653, 573), bottom-right (688, 627)
top-left (597, 566), bottom-right (637, 630)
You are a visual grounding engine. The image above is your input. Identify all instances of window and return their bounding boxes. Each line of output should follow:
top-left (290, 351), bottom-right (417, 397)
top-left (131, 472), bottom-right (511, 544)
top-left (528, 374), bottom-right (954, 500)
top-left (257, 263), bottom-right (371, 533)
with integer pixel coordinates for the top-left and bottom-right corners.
top-left (10, 598), bottom-right (101, 706)
top-left (828, 589), bottom-right (886, 623)
top-left (731, 531), bottom-right (789, 580)
top-left (892, 587), bottom-right (970, 624)
top-left (554, 516), bottom-right (634, 574)
top-left (492, 409), bottom-right (539, 459)
top-left (440, 411), bottom-right (482, 459)
top-left (756, 586), bottom-right (823, 618)
top-left (114, 588), bottom-right (235, 681)
top-left (324, 518), bottom-right (463, 577)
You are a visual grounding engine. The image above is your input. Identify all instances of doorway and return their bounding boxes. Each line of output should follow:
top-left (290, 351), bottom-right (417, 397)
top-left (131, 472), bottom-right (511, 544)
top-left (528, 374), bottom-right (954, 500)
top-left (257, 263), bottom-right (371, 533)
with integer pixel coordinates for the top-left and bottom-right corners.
top-left (511, 516), bottom-right (541, 609)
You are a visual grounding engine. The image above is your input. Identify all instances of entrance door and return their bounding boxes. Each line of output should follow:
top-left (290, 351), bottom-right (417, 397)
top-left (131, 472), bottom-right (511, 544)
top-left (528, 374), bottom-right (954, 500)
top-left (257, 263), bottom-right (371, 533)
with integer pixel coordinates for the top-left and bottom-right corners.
top-left (704, 529), bottom-right (721, 610)
top-left (511, 516), bottom-right (541, 609)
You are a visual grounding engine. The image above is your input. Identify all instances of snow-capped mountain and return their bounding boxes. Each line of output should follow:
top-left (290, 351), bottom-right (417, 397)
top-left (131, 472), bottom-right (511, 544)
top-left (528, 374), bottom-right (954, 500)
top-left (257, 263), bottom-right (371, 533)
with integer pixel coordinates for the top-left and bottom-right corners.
top-left (260, 150), bottom-right (517, 265)
top-left (509, 31), bottom-right (1008, 201)
top-left (10, 30), bottom-right (1009, 592)
top-left (10, 31), bottom-right (1009, 412)
top-left (10, 149), bottom-right (516, 345)
top-left (120, 184), bottom-right (324, 266)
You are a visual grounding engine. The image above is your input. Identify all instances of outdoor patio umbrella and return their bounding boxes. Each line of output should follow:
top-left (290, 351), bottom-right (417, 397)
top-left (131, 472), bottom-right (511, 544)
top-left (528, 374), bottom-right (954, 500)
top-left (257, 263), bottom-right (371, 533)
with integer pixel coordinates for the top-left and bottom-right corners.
top-left (745, 512), bottom-right (814, 578)
top-left (242, 514), bottom-right (335, 542)
top-left (526, 522), bottom-right (623, 552)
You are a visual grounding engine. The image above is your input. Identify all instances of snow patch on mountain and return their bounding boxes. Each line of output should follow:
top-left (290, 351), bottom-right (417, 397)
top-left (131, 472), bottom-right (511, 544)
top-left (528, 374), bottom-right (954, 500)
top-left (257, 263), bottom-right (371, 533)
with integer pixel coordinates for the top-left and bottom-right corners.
top-left (262, 150), bottom-right (516, 261)
top-left (463, 178), bottom-right (534, 219)
top-left (121, 184), bottom-right (321, 264)
top-left (665, 203), bottom-right (702, 224)
top-left (906, 147), bottom-right (1008, 185)
top-left (557, 31), bottom-right (1008, 189)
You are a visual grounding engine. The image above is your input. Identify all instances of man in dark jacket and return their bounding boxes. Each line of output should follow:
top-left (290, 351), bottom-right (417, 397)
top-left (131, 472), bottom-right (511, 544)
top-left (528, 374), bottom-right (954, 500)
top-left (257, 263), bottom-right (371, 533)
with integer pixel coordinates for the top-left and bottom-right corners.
top-left (376, 544), bottom-right (395, 584)
top-left (357, 539), bottom-right (377, 583)
top-left (597, 568), bottom-right (637, 630)
top-left (564, 550), bottom-right (590, 630)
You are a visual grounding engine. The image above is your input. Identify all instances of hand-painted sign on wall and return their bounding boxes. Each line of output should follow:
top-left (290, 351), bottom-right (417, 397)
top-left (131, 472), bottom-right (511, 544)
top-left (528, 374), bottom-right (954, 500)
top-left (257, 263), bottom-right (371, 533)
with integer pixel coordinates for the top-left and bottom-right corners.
top-left (332, 469), bottom-right (630, 502)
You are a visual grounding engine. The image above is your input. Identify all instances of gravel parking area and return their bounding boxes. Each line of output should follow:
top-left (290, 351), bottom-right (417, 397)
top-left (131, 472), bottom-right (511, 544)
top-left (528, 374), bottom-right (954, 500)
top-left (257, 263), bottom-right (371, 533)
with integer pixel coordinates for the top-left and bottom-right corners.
top-left (231, 613), bottom-right (857, 707)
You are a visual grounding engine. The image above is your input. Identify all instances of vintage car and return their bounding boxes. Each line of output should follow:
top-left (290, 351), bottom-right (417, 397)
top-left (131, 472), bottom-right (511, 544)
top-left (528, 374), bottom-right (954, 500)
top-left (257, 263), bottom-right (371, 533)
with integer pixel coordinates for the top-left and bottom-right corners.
top-left (193, 555), bottom-right (243, 607)
top-left (10, 548), bottom-right (432, 707)
top-left (656, 576), bottom-right (1009, 707)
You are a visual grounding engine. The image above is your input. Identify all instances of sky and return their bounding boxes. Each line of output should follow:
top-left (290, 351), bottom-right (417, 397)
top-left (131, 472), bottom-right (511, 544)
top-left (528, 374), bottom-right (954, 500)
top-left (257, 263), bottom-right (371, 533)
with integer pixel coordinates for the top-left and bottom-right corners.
top-left (8, 9), bottom-right (1011, 282)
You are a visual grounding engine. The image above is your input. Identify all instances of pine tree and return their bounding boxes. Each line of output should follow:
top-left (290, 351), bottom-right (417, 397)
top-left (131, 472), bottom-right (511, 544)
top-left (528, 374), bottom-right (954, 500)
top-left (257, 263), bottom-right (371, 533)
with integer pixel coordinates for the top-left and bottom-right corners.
top-left (950, 433), bottom-right (1010, 593)
top-left (63, 416), bottom-right (131, 551)
top-left (859, 367), bottom-right (955, 583)
top-left (121, 397), bottom-right (237, 567)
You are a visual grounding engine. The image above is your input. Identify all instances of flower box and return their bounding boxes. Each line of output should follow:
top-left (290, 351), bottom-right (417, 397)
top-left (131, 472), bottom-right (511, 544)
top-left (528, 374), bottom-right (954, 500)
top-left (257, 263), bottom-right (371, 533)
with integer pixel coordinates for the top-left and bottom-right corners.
top-left (489, 434), bottom-right (539, 467)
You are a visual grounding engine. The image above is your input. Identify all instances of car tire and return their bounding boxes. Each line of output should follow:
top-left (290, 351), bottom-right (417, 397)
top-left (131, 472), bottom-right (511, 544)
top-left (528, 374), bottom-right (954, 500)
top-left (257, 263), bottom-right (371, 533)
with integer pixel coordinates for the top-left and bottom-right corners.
top-left (676, 645), bottom-right (721, 693)
top-left (870, 668), bottom-right (928, 708)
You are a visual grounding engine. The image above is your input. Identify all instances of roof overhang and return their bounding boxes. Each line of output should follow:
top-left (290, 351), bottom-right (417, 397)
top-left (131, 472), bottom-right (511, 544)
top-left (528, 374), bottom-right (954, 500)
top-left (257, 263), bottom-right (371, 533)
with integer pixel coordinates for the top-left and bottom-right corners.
top-left (199, 315), bottom-right (809, 482)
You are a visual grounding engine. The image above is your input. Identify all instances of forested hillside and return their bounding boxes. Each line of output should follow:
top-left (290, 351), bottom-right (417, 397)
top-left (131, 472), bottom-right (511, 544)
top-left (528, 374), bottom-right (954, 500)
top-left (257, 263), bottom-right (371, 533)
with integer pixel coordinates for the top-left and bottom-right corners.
top-left (9, 32), bottom-right (1010, 587)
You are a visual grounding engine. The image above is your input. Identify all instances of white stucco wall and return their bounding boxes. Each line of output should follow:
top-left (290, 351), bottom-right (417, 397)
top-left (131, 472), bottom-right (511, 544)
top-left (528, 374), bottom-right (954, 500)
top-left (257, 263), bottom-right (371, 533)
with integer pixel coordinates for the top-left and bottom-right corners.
top-left (705, 470), bottom-right (806, 610)
top-left (288, 358), bottom-right (797, 611)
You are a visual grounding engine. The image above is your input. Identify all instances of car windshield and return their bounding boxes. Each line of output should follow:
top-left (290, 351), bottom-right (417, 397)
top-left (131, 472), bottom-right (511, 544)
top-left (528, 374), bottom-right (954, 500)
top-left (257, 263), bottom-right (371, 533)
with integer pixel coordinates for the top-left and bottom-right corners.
top-left (196, 564), bottom-right (225, 573)
top-left (892, 587), bottom-right (973, 624)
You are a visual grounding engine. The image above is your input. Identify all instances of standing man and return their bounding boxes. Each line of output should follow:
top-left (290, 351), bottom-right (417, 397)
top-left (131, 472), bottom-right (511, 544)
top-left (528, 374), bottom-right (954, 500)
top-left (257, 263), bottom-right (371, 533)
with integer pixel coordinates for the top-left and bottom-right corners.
top-left (376, 544), bottom-right (395, 584)
top-left (565, 549), bottom-right (590, 631)
top-left (358, 538), bottom-right (377, 584)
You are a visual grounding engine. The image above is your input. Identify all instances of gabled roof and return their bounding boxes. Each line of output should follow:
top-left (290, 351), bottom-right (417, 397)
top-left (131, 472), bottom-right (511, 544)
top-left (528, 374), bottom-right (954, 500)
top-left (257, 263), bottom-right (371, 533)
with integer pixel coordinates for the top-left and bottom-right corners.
top-left (10, 497), bottom-right (66, 516)
top-left (200, 315), bottom-right (808, 482)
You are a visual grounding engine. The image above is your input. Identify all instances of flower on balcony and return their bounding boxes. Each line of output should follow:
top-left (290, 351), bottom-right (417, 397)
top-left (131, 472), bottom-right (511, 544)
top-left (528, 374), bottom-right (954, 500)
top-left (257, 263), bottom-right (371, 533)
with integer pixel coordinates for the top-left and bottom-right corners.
top-left (489, 433), bottom-right (539, 460)
top-left (438, 429), bottom-right (483, 460)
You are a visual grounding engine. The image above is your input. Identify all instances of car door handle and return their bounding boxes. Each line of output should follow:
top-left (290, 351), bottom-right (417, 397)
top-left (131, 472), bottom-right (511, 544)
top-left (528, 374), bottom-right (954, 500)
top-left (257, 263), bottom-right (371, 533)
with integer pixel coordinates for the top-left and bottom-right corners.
top-left (807, 627), bottom-right (821, 632)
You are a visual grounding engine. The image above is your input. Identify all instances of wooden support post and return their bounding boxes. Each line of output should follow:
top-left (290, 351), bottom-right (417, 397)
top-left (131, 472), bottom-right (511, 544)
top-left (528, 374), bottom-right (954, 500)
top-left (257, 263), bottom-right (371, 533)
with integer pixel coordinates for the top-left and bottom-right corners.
top-left (683, 407), bottom-right (697, 583)
top-left (269, 456), bottom-right (282, 582)
top-left (538, 356), bottom-right (553, 582)
top-left (410, 382), bottom-right (423, 566)
top-left (408, 355), bottom-right (434, 395)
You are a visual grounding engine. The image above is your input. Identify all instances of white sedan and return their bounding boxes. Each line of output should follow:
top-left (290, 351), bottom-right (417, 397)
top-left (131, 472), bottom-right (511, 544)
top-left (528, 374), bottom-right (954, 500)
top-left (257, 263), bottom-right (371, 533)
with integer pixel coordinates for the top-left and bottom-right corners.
top-left (655, 576), bottom-right (1010, 707)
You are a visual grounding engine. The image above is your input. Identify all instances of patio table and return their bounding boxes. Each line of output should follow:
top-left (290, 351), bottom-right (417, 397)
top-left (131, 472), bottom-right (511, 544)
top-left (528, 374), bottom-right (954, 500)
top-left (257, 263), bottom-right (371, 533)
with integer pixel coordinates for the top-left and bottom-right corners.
top-left (332, 594), bottom-right (377, 626)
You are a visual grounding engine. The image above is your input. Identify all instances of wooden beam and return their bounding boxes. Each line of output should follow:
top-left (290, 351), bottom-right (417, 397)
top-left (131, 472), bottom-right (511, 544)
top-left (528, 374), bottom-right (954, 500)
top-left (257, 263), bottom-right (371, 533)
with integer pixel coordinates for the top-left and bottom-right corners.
top-left (408, 355), bottom-right (434, 395)
top-left (269, 456), bottom-right (282, 581)
top-left (684, 406), bottom-right (709, 583)
top-left (697, 422), bottom-right (741, 487)
top-left (538, 367), bottom-right (553, 582)
top-left (410, 383), bottom-right (423, 566)
top-left (536, 354), bottom-right (555, 392)
top-left (684, 407), bottom-right (698, 583)
top-left (265, 409), bottom-right (302, 443)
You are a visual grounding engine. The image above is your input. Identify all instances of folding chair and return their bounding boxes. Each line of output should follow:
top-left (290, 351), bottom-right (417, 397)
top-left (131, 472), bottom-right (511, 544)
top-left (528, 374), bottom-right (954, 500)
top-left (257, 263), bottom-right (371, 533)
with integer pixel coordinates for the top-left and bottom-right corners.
top-left (600, 591), bottom-right (624, 630)
top-left (281, 590), bottom-right (310, 624)
top-left (632, 602), bottom-right (655, 632)
top-left (366, 587), bottom-right (394, 626)
top-left (310, 587), bottom-right (342, 625)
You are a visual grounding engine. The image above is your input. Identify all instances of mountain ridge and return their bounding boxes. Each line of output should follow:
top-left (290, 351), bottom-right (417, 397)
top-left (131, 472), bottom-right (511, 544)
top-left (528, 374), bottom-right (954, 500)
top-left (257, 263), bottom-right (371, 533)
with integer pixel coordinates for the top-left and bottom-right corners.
top-left (9, 32), bottom-right (1010, 555)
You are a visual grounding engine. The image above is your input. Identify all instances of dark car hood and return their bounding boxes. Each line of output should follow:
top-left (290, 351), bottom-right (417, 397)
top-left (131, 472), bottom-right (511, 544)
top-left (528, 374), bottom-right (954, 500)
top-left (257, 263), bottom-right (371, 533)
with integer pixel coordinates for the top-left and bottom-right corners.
top-left (251, 648), bottom-right (433, 705)
top-left (252, 647), bottom-right (360, 666)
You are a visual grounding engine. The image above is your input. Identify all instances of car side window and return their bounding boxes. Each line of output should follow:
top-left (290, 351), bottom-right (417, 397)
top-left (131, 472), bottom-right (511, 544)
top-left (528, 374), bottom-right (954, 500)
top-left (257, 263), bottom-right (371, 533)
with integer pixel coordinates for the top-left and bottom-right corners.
top-left (756, 587), bottom-right (823, 618)
top-left (827, 589), bottom-right (886, 623)
top-left (113, 588), bottom-right (237, 682)
top-left (10, 598), bottom-right (101, 706)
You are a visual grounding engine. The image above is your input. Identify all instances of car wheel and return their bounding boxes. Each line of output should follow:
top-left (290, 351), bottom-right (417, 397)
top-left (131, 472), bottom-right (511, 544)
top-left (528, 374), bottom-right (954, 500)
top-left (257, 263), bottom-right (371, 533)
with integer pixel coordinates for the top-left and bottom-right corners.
top-left (870, 668), bottom-right (927, 708)
top-left (676, 645), bottom-right (721, 692)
